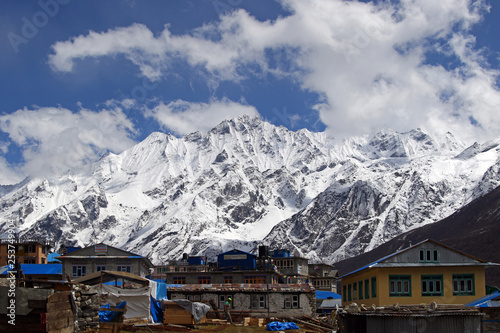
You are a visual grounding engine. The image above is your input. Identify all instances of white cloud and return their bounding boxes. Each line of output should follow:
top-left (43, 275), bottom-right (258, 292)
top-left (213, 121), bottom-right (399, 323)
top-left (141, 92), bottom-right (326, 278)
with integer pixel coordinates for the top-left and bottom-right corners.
top-left (48, 0), bottom-right (500, 143)
top-left (0, 106), bottom-right (137, 179)
top-left (0, 157), bottom-right (22, 185)
top-left (144, 98), bottom-right (260, 136)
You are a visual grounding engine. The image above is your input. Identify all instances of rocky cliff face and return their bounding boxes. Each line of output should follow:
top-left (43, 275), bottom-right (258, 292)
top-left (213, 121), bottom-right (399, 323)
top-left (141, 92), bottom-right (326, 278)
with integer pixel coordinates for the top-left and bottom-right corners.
top-left (1, 116), bottom-right (499, 264)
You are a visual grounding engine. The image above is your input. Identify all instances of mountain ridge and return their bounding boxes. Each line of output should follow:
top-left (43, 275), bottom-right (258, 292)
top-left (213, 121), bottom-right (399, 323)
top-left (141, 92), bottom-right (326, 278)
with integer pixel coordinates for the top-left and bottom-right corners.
top-left (0, 115), bottom-right (499, 265)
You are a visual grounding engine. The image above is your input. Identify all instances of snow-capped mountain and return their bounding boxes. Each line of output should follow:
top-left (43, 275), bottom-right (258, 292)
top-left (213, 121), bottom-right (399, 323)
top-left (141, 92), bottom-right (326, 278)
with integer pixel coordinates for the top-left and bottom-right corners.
top-left (1, 115), bottom-right (499, 264)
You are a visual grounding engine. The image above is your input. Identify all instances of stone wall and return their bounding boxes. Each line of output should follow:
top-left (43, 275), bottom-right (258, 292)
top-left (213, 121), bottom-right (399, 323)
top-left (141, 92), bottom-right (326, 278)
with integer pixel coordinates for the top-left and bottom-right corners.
top-left (72, 284), bottom-right (100, 332)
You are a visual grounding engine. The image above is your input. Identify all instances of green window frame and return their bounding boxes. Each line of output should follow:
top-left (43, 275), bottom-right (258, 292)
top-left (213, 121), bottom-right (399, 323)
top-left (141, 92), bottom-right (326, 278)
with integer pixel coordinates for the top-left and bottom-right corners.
top-left (421, 275), bottom-right (443, 297)
top-left (371, 277), bottom-right (377, 298)
top-left (343, 285), bottom-right (347, 302)
top-left (389, 275), bottom-right (411, 297)
top-left (348, 283), bottom-right (352, 301)
top-left (353, 282), bottom-right (358, 300)
top-left (359, 280), bottom-right (363, 300)
top-left (453, 274), bottom-right (475, 296)
top-left (364, 279), bottom-right (370, 299)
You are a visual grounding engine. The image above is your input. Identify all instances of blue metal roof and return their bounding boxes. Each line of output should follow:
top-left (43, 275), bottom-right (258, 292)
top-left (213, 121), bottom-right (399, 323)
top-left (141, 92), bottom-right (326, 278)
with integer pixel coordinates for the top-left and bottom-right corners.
top-left (316, 290), bottom-right (342, 300)
top-left (465, 291), bottom-right (500, 307)
top-left (339, 250), bottom-right (402, 279)
top-left (218, 249), bottom-right (256, 257)
top-left (1, 264), bottom-right (62, 275)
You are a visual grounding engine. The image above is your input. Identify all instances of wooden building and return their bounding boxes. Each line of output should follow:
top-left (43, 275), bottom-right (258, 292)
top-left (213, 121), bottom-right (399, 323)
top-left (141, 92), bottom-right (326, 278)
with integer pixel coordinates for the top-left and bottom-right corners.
top-left (309, 263), bottom-right (339, 292)
top-left (340, 239), bottom-right (492, 307)
top-left (0, 238), bottom-right (54, 265)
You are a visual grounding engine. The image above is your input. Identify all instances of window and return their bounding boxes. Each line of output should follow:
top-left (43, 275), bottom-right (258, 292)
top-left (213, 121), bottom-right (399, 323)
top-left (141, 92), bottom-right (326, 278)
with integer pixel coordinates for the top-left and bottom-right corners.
top-left (343, 285), bottom-right (347, 302)
top-left (42, 258), bottom-right (45, 264)
top-left (353, 282), bottom-right (358, 300)
top-left (24, 259), bottom-right (35, 264)
top-left (72, 265), bottom-right (87, 277)
top-left (371, 277), bottom-right (377, 298)
top-left (96, 265), bottom-right (106, 272)
top-left (364, 279), bottom-right (370, 299)
top-left (389, 275), bottom-right (411, 297)
top-left (26, 245), bottom-right (35, 253)
top-left (275, 259), bottom-right (294, 270)
top-left (314, 279), bottom-right (330, 287)
top-left (245, 275), bottom-right (266, 284)
top-left (116, 265), bottom-right (131, 273)
top-left (157, 267), bottom-right (170, 273)
top-left (284, 295), bottom-right (299, 308)
top-left (419, 249), bottom-right (439, 263)
top-left (453, 274), bottom-right (475, 296)
top-left (348, 284), bottom-right (352, 301)
top-left (250, 294), bottom-right (267, 309)
top-left (223, 276), bottom-right (233, 284)
top-left (198, 276), bottom-right (211, 284)
top-left (218, 295), bottom-right (233, 309)
top-left (421, 275), bottom-right (443, 296)
top-left (187, 295), bottom-right (201, 302)
top-left (359, 280), bottom-right (363, 300)
top-left (172, 276), bottom-right (186, 284)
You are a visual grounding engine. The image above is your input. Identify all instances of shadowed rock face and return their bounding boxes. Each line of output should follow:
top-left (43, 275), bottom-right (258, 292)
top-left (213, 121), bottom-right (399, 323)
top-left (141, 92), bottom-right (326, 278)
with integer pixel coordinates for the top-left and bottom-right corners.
top-left (0, 116), bottom-right (499, 266)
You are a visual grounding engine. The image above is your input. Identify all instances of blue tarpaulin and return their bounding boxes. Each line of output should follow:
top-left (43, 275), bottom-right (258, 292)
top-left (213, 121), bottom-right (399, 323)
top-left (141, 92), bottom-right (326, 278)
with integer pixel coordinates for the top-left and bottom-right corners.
top-left (99, 301), bottom-right (127, 322)
top-left (150, 295), bottom-right (164, 323)
top-left (315, 290), bottom-right (341, 300)
top-left (1, 264), bottom-right (62, 275)
top-left (266, 321), bottom-right (300, 331)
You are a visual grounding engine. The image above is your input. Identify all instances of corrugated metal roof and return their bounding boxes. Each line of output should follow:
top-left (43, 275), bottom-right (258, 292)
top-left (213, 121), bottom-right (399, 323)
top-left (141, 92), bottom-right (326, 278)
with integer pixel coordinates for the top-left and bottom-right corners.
top-left (168, 283), bottom-right (313, 293)
top-left (465, 291), bottom-right (500, 307)
top-left (340, 239), bottom-right (488, 279)
top-left (73, 270), bottom-right (149, 285)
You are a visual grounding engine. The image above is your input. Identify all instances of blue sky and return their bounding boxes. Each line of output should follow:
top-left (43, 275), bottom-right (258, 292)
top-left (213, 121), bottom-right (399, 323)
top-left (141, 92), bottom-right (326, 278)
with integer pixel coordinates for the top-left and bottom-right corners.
top-left (0, 0), bottom-right (499, 184)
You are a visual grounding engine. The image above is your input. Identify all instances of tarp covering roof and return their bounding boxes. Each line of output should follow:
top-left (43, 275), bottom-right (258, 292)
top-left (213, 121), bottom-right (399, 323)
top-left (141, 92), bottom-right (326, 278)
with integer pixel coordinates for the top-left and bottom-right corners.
top-left (1, 264), bottom-right (62, 275)
top-left (316, 290), bottom-right (342, 300)
top-left (47, 252), bottom-right (61, 262)
top-left (466, 291), bottom-right (500, 307)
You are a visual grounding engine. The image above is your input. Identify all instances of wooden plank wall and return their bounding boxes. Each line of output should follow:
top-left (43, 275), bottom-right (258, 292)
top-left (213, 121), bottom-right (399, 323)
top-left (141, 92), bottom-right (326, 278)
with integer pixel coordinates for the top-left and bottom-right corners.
top-left (46, 291), bottom-right (74, 333)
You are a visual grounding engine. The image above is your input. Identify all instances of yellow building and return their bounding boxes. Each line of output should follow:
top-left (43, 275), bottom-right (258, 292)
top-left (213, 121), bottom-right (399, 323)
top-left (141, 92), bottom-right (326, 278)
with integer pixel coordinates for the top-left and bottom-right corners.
top-left (340, 239), bottom-right (491, 307)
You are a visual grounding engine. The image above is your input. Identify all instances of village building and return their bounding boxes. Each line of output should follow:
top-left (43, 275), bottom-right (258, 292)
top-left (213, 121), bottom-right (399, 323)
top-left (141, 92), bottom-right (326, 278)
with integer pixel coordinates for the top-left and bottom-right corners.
top-left (308, 263), bottom-right (339, 292)
top-left (340, 239), bottom-right (493, 307)
top-left (153, 256), bottom-right (208, 279)
top-left (0, 237), bottom-right (54, 265)
top-left (269, 249), bottom-right (310, 283)
top-left (161, 268), bottom-right (283, 285)
top-left (167, 283), bottom-right (316, 320)
top-left (57, 243), bottom-right (154, 279)
top-left (153, 248), bottom-right (314, 285)
top-left (338, 303), bottom-right (484, 333)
